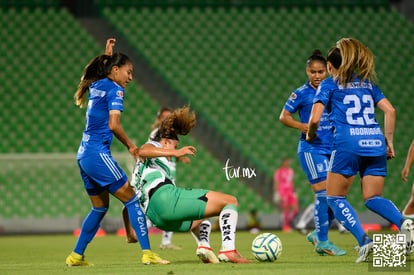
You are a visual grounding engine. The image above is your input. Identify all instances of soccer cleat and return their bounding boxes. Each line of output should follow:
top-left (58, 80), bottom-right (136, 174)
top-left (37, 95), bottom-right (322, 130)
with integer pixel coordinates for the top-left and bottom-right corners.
top-left (196, 246), bottom-right (219, 264)
top-left (141, 250), bottom-right (170, 265)
top-left (315, 241), bottom-right (346, 256)
top-left (400, 219), bottom-right (414, 255)
top-left (218, 250), bottom-right (250, 263)
top-left (65, 252), bottom-right (93, 267)
top-left (355, 241), bottom-right (373, 263)
top-left (160, 243), bottom-right (182, 250)
top-left (306, 230), bottom-right (319, 246)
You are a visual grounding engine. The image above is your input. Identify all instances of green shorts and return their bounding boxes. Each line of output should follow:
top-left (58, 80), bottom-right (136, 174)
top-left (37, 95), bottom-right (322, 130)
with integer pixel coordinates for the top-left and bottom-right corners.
top-left (146, 184), bottom-right (209, 232)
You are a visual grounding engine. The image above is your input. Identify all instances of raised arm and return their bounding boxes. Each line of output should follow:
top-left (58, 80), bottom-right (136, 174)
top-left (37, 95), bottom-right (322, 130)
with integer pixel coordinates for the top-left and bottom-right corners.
top-left (105, 38), bottom-right (116, 56)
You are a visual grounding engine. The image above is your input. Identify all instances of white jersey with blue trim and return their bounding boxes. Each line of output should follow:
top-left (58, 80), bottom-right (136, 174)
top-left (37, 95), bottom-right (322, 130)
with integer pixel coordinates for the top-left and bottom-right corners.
top-left (283, 82), bottom-right (332, 154)
top-left (77, 78), bottom-right (125, 159)
top-left (314, 76), bottom-right (386, 156)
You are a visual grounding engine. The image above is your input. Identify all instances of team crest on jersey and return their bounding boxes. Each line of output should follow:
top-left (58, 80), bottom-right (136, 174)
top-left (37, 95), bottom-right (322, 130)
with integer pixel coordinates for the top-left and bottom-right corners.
top-left (289, 92), bottom-right (297, 101)
top-left (116, 90), bottom-right (124, 97)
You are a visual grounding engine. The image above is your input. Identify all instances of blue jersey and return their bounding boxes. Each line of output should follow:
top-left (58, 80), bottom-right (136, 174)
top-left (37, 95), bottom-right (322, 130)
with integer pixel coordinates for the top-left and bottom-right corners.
top-left (77, 78), bottom-right (125, 159)
top-left (283, 82), bottom-right (332, 154)
top-left (314, 77), bottom-right (386, 156)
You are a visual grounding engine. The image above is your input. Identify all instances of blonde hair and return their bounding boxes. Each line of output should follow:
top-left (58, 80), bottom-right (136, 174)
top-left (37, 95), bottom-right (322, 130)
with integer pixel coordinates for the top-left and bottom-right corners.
top-left (154, 106), bottom-right (196, 141)
top-left (327, 38), bottom-right (377, 86)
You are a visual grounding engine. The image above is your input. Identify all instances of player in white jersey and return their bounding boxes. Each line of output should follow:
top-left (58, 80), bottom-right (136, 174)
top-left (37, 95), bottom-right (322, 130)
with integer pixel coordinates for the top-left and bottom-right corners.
top-left (307, 38), bottom-right (414, 262)
top-left (150, 107), bottom-right (184, 250)
top-left (123, 107), bottom-right (184, 250)
top-left (124, 106), bottom-right (250, 263)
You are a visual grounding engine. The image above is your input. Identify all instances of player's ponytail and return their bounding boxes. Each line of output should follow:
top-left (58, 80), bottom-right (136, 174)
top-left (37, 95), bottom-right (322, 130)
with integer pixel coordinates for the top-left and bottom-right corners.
top-left (327, 38), bottom-right (376, 86)
top-left (306, 49), bottom-right (326, 67)
top-left (154, 106), bottom-right (196, 141)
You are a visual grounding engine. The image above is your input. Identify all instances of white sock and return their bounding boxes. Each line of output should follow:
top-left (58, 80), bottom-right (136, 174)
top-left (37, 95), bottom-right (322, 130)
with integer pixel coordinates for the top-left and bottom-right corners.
top-left (199, 220), bottom-right (212, 246)
top-left (296, 203), bottom-right (314, 229)
top-left (161, 231), bottom-right (173, 246)
top-left (191, 220), bottom-right (212, 248)
top-left (219, 205), bottom-right (238, 251)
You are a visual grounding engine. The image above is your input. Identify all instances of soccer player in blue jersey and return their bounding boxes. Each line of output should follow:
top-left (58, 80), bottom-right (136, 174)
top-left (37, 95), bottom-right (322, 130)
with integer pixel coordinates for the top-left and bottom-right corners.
top-left (65, 39), bottom-right (169, 266)
top-left (307, 38), bottom-right (414, 262)
top-left (280, 50), bottom-right (346, 256)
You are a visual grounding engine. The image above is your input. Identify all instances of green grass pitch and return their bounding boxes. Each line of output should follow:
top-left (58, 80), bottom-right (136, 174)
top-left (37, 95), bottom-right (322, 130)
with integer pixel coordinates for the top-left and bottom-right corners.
top-left (0, 230), bottom-right (410, 274)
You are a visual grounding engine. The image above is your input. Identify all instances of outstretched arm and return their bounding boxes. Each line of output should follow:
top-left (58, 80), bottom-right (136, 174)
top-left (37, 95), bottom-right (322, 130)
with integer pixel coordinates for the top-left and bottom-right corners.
top-left (139, 143), bottom-right (196, 159)
top-left (402, 140), bottom-right (414, 182)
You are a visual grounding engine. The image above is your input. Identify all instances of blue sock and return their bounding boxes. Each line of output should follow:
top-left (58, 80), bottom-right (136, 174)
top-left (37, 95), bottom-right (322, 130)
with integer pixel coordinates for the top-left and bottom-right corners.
top-left (124, 195), bottom-right (150, 250)
top-left (74, 207), bottom-right (107, 255)
top-left (314, 190), bottom-right (329, 242)
top-left (365, 196), bottom-right (404, 229)
top-left (327, 196), bottom-right (369, 246)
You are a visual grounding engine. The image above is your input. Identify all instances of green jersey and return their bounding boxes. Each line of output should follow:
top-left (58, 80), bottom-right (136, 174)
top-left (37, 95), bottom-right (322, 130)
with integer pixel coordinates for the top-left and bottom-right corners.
top-left (131, 141), bottom-right (176, 211)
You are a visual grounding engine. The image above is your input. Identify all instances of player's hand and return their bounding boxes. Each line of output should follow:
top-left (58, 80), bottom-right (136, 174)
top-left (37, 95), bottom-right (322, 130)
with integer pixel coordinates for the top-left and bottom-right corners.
top-left (105, 38), bottom-right (116, 55)
top-left (128, 145), bottom-right (139, 161)
top-left (176, 146), bottom-right (196, 158)
top-left (386, 140), bottom-right (395, 160)
top-left (301, 123), bottom-right (309, 134)
top-left (305, 132), bottom-right (317, 142)
top-left (402, 167), bottom-right (410, 182)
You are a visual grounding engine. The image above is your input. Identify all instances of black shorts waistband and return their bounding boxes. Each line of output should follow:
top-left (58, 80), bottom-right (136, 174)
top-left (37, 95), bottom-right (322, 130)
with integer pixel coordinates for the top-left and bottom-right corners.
top-left (148, 178), bottom-right (173, 200)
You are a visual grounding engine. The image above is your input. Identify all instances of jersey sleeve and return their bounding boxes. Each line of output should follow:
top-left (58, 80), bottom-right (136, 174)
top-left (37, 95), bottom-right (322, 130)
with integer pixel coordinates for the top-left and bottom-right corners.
top-left (283, 89), bottom-right (302, 114)
top-left (313, 78), bottom-right (333, 106)
top-left (107, 87), bottom-right (124, 112)
top-left (371, 84), bottom-right (386, 105)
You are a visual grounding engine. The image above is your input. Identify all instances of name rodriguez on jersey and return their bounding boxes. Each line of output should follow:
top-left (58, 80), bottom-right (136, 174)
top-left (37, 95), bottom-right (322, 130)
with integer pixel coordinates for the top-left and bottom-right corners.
top-left (349, 127), bottom-right (382, 136)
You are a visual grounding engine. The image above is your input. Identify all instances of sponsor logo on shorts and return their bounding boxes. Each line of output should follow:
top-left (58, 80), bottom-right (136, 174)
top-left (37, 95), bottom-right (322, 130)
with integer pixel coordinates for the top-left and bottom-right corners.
top-left (358, 139), bottom-right (382, 147)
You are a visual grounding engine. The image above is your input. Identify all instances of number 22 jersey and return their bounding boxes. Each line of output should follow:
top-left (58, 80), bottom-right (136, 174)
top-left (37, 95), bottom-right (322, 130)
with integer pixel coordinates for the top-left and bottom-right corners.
top-left (314, 76), bottom-right (386, 156)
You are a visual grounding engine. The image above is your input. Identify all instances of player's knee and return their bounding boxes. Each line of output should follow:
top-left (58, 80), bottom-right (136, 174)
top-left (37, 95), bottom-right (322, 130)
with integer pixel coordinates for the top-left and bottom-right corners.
top-left (226, 195), bottom-right (238, 207)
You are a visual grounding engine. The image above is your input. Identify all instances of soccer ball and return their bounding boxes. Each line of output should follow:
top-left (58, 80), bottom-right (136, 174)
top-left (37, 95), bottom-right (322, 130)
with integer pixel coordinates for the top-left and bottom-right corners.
top-left (251, 233), bottom-right (282, 262)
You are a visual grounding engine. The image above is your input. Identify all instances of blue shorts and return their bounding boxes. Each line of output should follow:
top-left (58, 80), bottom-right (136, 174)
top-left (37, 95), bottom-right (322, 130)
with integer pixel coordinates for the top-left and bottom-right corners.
top-left (329, 150), bottom-right (387, 177)
top-left (298, 151), bottom-right (330, 184)
top-left (78, 152), bottom-right (128, 195)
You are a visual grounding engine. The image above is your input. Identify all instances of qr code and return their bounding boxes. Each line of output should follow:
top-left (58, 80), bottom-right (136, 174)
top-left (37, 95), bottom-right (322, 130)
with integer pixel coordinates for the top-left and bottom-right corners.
top-left (372, 234), bottom-right (407, 269)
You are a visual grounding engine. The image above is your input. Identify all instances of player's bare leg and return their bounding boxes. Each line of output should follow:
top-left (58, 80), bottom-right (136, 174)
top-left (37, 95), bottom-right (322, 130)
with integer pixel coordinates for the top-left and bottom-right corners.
top-left (122, 207), bottom-right (138, 243)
